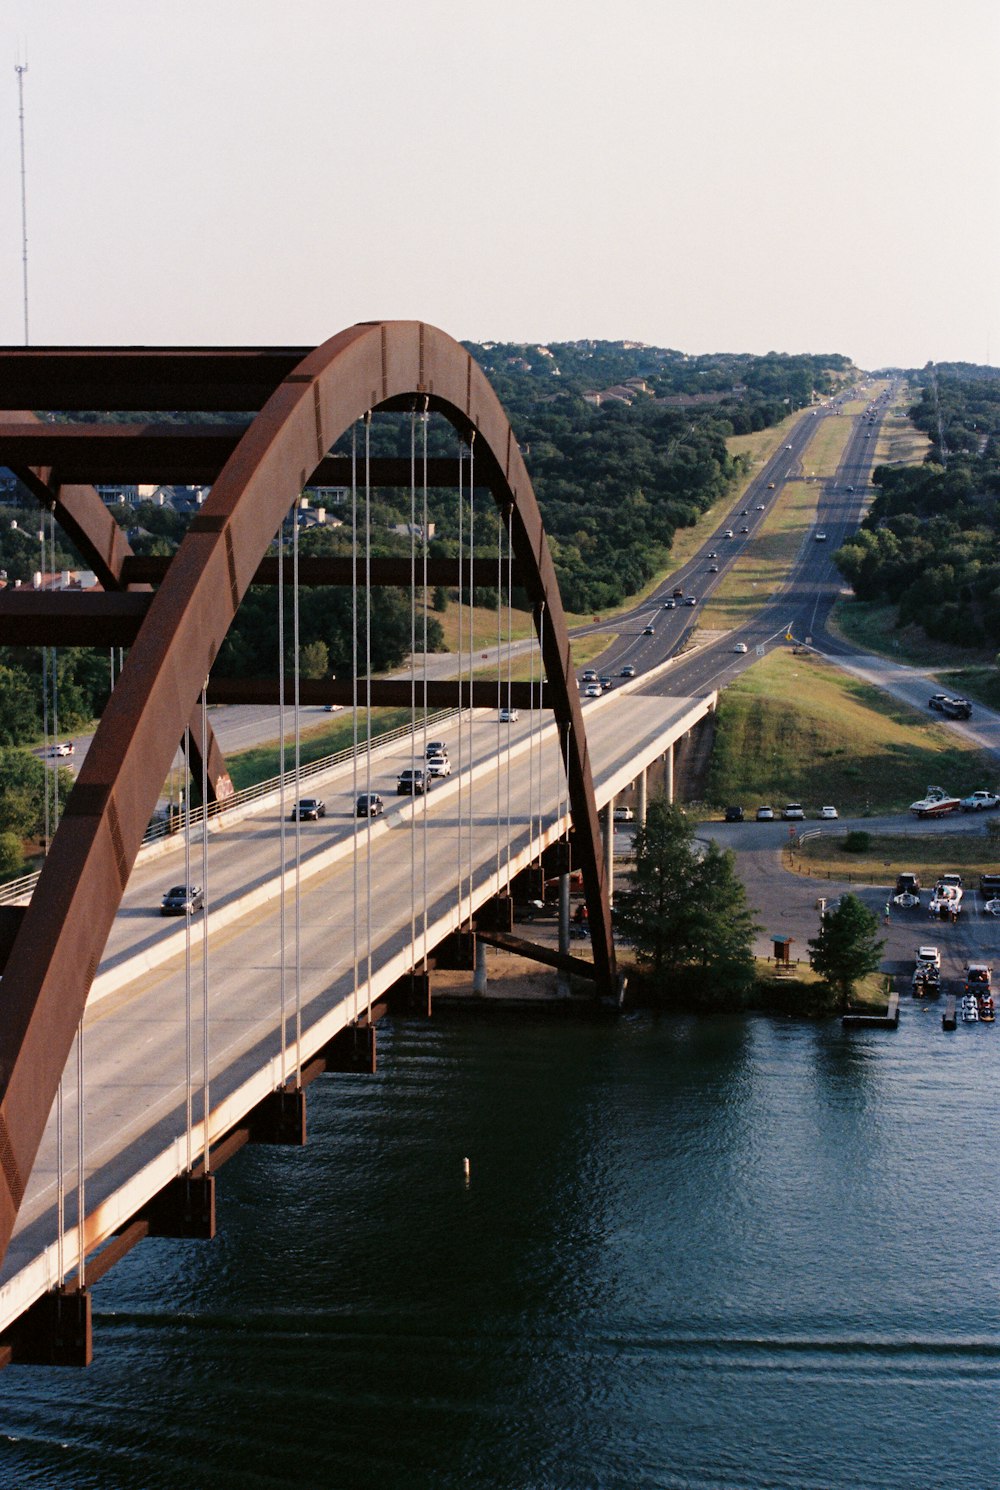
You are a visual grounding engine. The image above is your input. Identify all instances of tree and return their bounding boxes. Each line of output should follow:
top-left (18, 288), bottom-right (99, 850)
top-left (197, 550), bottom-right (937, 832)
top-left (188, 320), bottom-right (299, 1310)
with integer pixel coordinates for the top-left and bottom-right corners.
top-left (615, 797), bottom-right (758, 1003)
top-left (807, 894), bottom-right (885, 1012)
top-left (0, 831), bottom-right (24, 877)
top-left (0, 749), bottom-right (71, 841)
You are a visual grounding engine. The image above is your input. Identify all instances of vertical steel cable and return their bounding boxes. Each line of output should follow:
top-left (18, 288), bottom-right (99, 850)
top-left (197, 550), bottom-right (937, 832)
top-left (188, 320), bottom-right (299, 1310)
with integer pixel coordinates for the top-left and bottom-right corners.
top-left (467, 434), bottom-right (476, 916)
top-left (183, 723), bottom-right (193, 1173)
top-left (292, 498), bottom-right (303, 1083)
top-left (200, 684), bottom-right (210, 1171)
top-left (49, 511), bottom-right (59, 836)
top-left (351, 425), bottom-right (360, 1025)
top-left (495, 511), bottom-right (503, 883)
top-left (528, 604), bottom-right (537, 847)
top-left (55, 1078), bottom-right (64, 1284)
top-left (456, 438), bottom-right (465, 919)
top-left (277, 517), bottom-right (287, 1083)
top-left (420, 406), bottom-right (430, 966)
top-left (364, 412), bottom-right (373, 1021)
top-left (506, 523), bottom-right (514, 882)
top-left (40, 642), bottom-right (49, 854)
top-left (75, 1019), bottom-right (85, 1288)
top-left (409, 412), bottom-right (417, 958)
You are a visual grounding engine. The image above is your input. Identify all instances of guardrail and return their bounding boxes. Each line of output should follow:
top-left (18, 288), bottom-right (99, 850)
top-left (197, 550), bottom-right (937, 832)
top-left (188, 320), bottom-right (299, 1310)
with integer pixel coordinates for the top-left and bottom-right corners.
top-left (0, 705), bottom-right (460, 907)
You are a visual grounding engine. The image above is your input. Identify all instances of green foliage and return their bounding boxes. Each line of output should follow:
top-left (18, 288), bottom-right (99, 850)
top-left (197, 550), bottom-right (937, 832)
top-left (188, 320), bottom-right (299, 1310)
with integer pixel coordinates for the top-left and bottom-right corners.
top-left (0, 831), bottom-right (24, 877)
top-left (0, 749), bottom-right (70, 840)
top-left (0, 666), bottom-right (40, 744)
top-left (843, 830), bottom-right (872, 854)
top-left (616, 797), bottom-right (759, 1005)
top-left (807, 894), bottom-right (885, 1011)
top-left (298, 640), bottom-right (329, 680)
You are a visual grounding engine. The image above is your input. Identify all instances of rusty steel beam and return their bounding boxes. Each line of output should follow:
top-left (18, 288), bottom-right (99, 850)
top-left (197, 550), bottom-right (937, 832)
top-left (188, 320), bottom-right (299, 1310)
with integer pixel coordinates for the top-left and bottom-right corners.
top-left (120, 553), bottom-right (504, 589)
top-left (0, 323), bottom-right (615, 1280)
top-left (0, 590), bottom-right (151, 646)
top-left (474, 926), bottom-right (599, 980)
top-left (207, 677), bottom-right (548, 710)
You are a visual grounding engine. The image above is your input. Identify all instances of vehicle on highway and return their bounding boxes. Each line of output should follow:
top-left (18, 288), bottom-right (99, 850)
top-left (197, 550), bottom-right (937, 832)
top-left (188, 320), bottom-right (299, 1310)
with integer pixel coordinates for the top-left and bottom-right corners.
top-left (707, 551), bottom-right (717, 559)
top-left (426, 754), bottom-right (451, 778)
top-left (290, 797), bottom-right (326, 820)
top-left (642, 624), bottom-right (654, 635)
top-left (663, 599), bottom-right (676, 608)
top-left (47, 741), bottom-right (75, 757)
top-left (684, 596), bottom-right (697, 606)
top-left (782, 803), bottom-right (805, 820)
top-left (161, 885), bottom-right (204, 916)
top-left (732, 641), bottom-right (748, 654)
top-left (960, 791), bottom-right (999, 812)
top-left (756, 503), bottom-right (765, 510)
top-left (599, 675), bottom-right (613, 691)
top-left (498, 706), bottom-right (519, 723)
top-left (740, 526), bottom-right (749, 534)
top-left (910, 786), bottom-right (961, 818)
top-left (613, 806), bottom-right (635, 822)
top-left (672, 587), bottom-right (684, 598)
top-left (584, 683), bottom-right (603, 698)
top-left (724, 805), bottom-right (744, 823)
top-left (785, 444), bottom-right (793, 451)
top-left (620, 664), bottom-right (636, 678)
top-left (724, 529), bottom-right (734, 538)
top-left (582, 669), bottom-right (598, 682)
top-left (767, 482), bottom-right (776, 490)
top-left (928, 694), bottom-right (950, 711)
top-left (397, 768), bottom-right (430, 795)
top-left (355, 792), bottom-right (384, 817)
top-left (708, 564), bottom-right (719, 573)
top-left (740, 509), bottom-right (749, 516)
top-left (814, 532), bottom-right (828, 542)
top-left (819, 805), bottom-right (839, 819)
top-left (941, 696), bottom-right (972, 719)
top-left (756, 805), bottom-right (775, 821)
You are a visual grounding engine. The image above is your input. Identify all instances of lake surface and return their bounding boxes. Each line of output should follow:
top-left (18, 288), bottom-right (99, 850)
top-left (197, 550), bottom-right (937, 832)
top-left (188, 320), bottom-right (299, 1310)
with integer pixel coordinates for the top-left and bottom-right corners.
top-left (1, 1006), bottom-right (997, 1489)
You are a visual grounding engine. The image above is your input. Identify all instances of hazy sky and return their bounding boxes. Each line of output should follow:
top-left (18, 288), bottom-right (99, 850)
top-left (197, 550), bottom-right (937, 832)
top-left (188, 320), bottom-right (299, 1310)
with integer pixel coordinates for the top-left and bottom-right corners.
top-left (1, 0), bottom-right (996, 369)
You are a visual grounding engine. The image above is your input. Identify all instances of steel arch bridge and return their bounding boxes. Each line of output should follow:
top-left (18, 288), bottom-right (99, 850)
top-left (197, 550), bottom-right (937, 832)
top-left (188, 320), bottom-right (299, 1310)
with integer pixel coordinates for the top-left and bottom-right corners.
top-left (0, 322), bottom-right (617, 1353)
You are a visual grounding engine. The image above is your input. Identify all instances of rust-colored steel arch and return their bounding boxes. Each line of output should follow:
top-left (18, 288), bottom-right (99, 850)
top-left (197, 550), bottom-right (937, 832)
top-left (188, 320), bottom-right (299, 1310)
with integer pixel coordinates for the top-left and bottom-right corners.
top-left (0, 322), bottom-right (616, 1271)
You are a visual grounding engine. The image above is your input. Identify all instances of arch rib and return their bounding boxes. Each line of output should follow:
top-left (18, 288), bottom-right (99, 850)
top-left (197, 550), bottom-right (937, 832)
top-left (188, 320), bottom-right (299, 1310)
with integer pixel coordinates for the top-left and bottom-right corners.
top-left (0, 322), bottom-right (615, 1273)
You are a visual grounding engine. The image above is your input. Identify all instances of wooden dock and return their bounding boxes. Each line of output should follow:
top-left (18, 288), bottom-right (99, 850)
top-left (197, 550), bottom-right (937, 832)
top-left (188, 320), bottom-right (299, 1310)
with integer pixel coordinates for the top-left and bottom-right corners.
top-left (842, 990), bottom-right (899, 1030)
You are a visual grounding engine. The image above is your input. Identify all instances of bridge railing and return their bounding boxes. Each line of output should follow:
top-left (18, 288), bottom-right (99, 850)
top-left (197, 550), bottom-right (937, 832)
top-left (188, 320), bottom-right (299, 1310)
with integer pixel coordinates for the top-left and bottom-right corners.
top-left (0, 704), bottom-right (460, 906)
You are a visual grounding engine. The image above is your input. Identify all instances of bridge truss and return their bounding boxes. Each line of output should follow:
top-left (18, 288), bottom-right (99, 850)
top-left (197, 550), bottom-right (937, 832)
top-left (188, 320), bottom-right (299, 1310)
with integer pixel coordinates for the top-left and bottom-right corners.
top-left (0, 323), bottom-right (616, 1363)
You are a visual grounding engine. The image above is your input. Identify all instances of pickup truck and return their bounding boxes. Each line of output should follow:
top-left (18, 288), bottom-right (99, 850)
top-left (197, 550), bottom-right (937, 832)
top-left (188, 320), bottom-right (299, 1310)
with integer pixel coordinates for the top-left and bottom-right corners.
top-left (909, 786), bottom-right (961, 818)
top-left (960, 791), bottom-right (1000, 812)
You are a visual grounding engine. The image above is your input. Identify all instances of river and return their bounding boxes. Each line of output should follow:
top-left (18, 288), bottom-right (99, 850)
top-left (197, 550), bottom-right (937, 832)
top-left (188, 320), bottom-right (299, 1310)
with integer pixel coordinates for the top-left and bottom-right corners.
top-left (1, 1006), bottom-right (997, 1489)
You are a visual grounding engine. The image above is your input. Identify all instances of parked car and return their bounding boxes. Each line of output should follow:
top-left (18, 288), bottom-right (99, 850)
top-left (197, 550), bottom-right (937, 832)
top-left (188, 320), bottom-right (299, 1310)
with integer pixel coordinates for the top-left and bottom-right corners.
top-left (613, 806), bottom-right (635, 822)
top-left (290, 797), bottom-right (326, 821)
top-left (161, 885), bottom-right (204, 916)
top-left (498, 707), bottom-right (519, 723)
top-left (47, 741), bottom-right (74, 757)
top-left (960, 791), bottom-right (999, 812)
top-left (979, 872), bottom-right (1000, 898)
top-left (917, 945), bottom-right (940, 969)
top-left (724, 805), bottom-right (744, 823)
top-left (620, 664), bottom-right (636, 678)
top-left (732, 642), bottom-right (748, 654)
top-left (756, 805), bottom-right (775, 821)
top-left (355, 792), bottom-right (384, 817)
top-left (425, 754), bottom-right (451, 777)
top-left (397, 768), bottom-right (430, 795)
top-left (820, 805), bottom-right (839, 819)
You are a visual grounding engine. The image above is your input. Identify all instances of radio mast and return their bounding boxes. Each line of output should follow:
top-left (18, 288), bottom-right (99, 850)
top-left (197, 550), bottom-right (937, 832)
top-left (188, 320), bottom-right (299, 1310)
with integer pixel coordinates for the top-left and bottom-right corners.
top-left (14, 49), bottom-right (29, 344)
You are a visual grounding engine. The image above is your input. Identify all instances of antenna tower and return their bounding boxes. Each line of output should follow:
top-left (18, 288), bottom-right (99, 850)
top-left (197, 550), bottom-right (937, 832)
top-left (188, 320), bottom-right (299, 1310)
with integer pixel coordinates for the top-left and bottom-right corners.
top-left (14, 50), bottom-right (29, 345)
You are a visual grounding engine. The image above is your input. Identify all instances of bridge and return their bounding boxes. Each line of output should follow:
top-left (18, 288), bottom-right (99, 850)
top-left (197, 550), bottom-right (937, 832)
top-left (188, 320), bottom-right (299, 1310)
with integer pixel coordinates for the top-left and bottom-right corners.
top-left (0, 324), bottom-right (715, 1366)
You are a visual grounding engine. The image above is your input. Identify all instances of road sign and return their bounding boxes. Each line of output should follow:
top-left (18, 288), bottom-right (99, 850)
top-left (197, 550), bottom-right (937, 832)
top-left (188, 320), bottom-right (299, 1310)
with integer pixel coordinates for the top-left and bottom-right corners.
top-left (755, 645), bottom-right (765, 657)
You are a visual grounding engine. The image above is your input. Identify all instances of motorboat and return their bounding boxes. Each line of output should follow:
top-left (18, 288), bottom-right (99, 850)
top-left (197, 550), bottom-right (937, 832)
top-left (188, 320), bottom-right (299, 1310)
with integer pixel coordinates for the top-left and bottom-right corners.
top-left (978, 996), bottom-right (995, 1023)
top-left (961, 995), bottom-right (979, 1022)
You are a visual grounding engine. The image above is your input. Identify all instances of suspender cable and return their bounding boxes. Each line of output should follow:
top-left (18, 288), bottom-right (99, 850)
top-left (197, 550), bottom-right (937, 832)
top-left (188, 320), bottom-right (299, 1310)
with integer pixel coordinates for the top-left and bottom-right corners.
top-left (277, 517), bottom-right (288, 1083)
top-left (55, 1077), bottom-right (64, 1284)
top-left (495, 510), bottom-right (503, 884)
top-left (49, 511), bottom-right (60, 836)
top-left (455, 437), bottom-right (465, 921)
top-left (420, 405), bottom-right (430, 967)
top-left (466, 433), bottom-right (476, 920)
top-left (506, 519), bottom-right (514, 884)
top-left (351, 424), bottom-right (360, 1026)
top-left (40, 641), bottom-right (49, 854)
top-left (364, 412), bottom-right (373, 1021)
top-left (292, 497), bottom-right (303, 1082)
top-left (183, 723), bottom-right (194, 1173)
top-left (409, 412), bottom-right (418, 960)
top-left (75, 1017), bottom-right (85, 1288)
top-left (200, 683), bottom-right (210, 1171)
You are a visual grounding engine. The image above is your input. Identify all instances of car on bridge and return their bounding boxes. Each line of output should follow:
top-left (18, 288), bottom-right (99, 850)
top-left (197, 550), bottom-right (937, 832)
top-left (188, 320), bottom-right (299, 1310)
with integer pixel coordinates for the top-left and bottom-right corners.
top-left (425, 740), bottom-right (448, 758)
top-left (161, 885), bottom-right (204, 916)
top-left (355, 792), bottom-right (384, 817)
top-left (498, 706), bottom-right (519, 723)
top-left (397, 768), bottom-right (430, 795)
top-left (290, 797), bottom-right (326, 820)
top-left (613, 806), bottom-right (635, 822)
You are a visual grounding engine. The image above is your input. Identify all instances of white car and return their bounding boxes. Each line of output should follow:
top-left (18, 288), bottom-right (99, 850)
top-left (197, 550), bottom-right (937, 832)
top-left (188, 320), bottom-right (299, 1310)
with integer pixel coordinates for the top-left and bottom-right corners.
top-left (498, 707), bottom-right (519, 723)
top-left (584, 683), bottom-right (603, 698)
top-left (425, 754), bottom-right (451, 778)
top-left (756, 806), bottom-right (775, 821)
top-left (613, 806), bottom-right (635, 822)
top-left (782, 804), bottom-right (805, 821)
top-left (732, 642), bottom-right (748, 654)
top-left (815, 533), bottom-right (828, 542)
top-left (820, 805), bottom-right (838, 819)
top-left (917, 946), bottom-right (940, 969)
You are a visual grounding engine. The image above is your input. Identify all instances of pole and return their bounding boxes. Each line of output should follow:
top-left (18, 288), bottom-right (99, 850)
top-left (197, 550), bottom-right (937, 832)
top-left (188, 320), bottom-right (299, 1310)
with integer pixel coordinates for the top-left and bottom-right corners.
top-left (15, 57), bottom-right (29, 345)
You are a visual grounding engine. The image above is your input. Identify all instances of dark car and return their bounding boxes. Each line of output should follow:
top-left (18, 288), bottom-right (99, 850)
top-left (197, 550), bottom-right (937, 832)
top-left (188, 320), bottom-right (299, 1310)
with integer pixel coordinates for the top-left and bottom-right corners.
top-left (724, 805), bottom-right (744, 823)
top-left (161, 885), bottom-right (204, 916)
top-left (356, 792), bottom-right (384, 817)
top-left (672, 587), bottom-right (684, 598)
top-left (927, 694), bottom-right (949, 711)
top-left (397, 768), bottom-right (429, 795)
top-left (598, 675), bottom-right (613, 691)
top-left (290, 797), bottom-right (326, 821)
top-left (620, 664), bottom-right (636, 678)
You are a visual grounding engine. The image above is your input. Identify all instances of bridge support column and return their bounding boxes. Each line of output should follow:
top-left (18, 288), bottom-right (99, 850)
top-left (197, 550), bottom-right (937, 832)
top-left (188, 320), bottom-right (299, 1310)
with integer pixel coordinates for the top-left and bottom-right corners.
top-left (557, 871), bottom-right (571, 997)
top-left (472, 936), bottom-right (488, 995)
top-left (605, 792), bottom-right (615, 903)
top-left (637, 767), bottom-right (648, 826)
top-left (4, 1286), bottom-right (93, 1368)
top-left (664, 744), bottom-right (674, 804)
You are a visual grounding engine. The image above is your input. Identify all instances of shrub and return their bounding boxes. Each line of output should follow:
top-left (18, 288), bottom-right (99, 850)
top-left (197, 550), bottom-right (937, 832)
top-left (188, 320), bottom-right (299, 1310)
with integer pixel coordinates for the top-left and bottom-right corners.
top-left (843, 830), bottom-right (871, 854)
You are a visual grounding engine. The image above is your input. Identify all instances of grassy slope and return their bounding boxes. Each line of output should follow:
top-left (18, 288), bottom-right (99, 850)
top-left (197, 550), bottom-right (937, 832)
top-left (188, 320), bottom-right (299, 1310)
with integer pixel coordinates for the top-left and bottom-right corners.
top-left (794, 829), bottom-right (1000, 885)
top-left (704, 648), bottom-right (995, 815)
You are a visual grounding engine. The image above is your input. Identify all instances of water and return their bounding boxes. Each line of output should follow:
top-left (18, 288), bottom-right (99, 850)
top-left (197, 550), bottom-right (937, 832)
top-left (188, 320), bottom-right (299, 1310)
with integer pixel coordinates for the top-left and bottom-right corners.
top-left (1, 1008), bottom-right (997, 1490)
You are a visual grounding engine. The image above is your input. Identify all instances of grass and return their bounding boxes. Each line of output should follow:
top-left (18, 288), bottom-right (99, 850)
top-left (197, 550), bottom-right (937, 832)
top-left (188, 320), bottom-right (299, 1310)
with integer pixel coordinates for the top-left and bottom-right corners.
top-left (703, 648), bottom-right (996, 816)
top-left (226, 706), bottom-right (425, 792)
top-left (830, 600), bottom-right (997, 674)
top-left (873, 383), bottom-right (931, 468)
top-left (791, 829), bottom-right (1000, 885)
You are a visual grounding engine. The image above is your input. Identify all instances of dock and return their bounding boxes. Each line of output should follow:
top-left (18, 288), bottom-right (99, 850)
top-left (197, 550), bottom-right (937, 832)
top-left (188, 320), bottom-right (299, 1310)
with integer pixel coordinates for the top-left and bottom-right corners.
top-left (842, 990), bottom-right (899, 1030)
top-left (942, 994), bottom-right (957, 1031)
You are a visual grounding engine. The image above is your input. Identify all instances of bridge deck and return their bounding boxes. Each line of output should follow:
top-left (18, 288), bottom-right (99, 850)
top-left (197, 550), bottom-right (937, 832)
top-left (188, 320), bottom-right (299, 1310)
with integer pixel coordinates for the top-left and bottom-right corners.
top-left (0, 687), bottom-right (713, 1332)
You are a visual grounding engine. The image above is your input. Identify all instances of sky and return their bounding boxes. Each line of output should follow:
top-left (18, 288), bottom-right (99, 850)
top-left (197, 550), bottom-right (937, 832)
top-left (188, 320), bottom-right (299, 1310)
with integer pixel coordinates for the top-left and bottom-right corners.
top-left (0, 0), bottom-right (997, 370)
